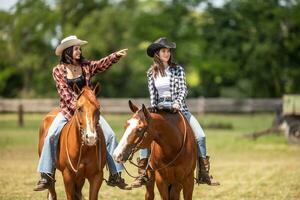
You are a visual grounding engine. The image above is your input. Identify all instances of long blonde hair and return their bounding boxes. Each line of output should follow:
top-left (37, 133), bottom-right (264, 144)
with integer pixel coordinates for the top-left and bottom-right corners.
top-left (150, 50), bottom-right (177, 78)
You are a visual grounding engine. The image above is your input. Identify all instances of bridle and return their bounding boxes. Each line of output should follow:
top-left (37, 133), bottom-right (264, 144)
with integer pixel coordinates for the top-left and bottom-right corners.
top-left (127, 125), bottom-right (149, 163)
top-left (65, 100), bottom-right (102, 173)
top-left (124, 111), bottom-right (187, 178)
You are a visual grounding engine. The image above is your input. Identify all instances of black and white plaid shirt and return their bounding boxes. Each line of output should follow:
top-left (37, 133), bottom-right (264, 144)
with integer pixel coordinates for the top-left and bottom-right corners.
top-left (147, 65), bottom-right (189, 115)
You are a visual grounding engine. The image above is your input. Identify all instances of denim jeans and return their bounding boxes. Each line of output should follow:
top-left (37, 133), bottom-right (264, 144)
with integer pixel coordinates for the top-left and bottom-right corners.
top-left (185, 112), bottom-right (207, 158)
top-left (37, 112), bottom-right (67, 174)
top-left (139, 104), bottom-right (207, 159)
top-left (37, 112), bottom-right (123, 175)
top-left (99, 116), bottom-right (124, 174)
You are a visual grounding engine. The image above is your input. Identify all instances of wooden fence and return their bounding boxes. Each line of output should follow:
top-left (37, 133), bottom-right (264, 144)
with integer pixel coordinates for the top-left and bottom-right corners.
top-left (0, 98), bottom-right (282, 114)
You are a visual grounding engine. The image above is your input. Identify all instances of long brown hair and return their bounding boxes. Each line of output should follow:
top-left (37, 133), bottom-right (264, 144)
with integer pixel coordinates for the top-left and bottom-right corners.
top-left (150, 50), bottom-right (177, 78)
top-left (60, 46), bottom-right (87, 65)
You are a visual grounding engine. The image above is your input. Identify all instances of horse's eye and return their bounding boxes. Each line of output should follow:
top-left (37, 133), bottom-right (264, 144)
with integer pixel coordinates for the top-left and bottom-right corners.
top-left (78, 107), bottom-right (84, 113)
top-left (138, 127), bottom-right (142, 132)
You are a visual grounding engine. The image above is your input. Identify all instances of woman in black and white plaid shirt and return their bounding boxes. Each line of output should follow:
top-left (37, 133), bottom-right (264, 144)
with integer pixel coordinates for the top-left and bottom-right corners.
top-left (131, 37), bottom-right (219, 188)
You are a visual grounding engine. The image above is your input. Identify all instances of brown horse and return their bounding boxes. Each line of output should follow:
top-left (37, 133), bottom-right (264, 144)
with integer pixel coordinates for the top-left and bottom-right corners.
top-left (113, 101), bottom-right (197, 200)
top-left (37, 85), bottom-right (106, 200)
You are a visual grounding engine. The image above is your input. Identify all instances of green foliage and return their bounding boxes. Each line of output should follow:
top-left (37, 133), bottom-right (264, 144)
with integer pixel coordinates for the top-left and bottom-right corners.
top-left (0, 0), bottom-right (300, 98)
top-left (200, 0), bottom-right (300, 97)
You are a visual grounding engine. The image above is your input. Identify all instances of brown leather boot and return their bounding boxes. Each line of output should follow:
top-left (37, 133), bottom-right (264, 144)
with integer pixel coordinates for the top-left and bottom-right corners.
top-left (197, 156), bottom-right (220, 186)
top-left (131, 157), bottom-right (149, 188)
top-left (33, 173), bottom-right (55, 191)
top-left (107, 172), bottom-right (132, 190)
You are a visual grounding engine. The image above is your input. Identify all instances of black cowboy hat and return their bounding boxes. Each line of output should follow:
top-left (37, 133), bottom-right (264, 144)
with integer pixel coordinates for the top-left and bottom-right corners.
top-left (146, 37), bottom-right (176, 57)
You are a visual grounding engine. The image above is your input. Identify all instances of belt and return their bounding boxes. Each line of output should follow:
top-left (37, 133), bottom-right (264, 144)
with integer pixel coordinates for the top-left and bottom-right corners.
top-left (158, 97), bottom-right (172, 103)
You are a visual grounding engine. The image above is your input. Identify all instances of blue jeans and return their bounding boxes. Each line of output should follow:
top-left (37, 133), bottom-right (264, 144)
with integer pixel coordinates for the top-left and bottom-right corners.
top-left (139, 110), bottom-right (207, 159)
top-left (37, 112), bottom-right (123, 174)
top-left (99, 116), bottom-right (124, 174)
top-left (185, 112), bottom-right (207, 158)
top-left (37, 112), bottom-right (67, 174)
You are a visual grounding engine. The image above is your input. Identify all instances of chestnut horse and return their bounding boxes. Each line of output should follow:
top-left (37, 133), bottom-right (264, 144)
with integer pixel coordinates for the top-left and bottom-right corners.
top-left (37, 85), bottom-right (106, 200)
top-left (113, 101), bottom-right (197, 200)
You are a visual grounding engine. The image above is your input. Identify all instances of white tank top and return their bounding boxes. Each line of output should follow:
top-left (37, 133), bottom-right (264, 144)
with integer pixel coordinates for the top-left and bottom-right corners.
top-left (154, 67), bottom-right (171, 98)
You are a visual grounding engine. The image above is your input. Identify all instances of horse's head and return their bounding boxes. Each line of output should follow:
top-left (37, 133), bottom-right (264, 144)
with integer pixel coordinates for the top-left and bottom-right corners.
top-left (73, 83), bottom-right (101, 146)
top-left (113, 100), bottom-right (153, 163)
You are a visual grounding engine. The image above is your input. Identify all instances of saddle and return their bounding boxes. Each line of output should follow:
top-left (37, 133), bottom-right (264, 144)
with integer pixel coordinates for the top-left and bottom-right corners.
top-left (147, 105), bottom-right (178, 113)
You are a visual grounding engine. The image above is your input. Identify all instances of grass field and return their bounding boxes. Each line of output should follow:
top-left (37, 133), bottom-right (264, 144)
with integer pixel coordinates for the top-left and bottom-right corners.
top-left (0, 113), bottom-right (299, 200)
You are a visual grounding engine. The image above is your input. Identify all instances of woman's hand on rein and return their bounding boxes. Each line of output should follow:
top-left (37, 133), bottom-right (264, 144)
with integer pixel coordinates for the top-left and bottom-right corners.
top-left (172, 103), bottom-right (180, 113)
top-left (116, 49), bottom-right (128, 57)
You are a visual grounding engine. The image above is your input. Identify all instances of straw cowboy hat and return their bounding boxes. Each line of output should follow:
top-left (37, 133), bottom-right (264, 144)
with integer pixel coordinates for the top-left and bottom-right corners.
top-left (55, 35), bottom-right (88, 56)
top-left (146, 37), bottom-right (176, 57)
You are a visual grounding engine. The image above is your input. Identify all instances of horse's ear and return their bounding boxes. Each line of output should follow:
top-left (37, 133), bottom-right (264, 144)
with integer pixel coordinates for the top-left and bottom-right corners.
top-left (129, 100), bottom-right (139, 113)
top-left (93, 82), bottom-right (101, 95)
top-left (73, 83), bottom-right (81, 95)
top-left (142, 104), bottom-right (151, 120)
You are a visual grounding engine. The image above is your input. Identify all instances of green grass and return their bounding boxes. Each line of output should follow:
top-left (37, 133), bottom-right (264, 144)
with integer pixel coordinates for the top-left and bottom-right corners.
top-left (0, 113), bottom-right (299, 200)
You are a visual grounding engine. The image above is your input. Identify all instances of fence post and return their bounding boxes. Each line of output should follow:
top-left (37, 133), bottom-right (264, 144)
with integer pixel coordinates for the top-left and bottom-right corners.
top-left (18, 104), bottom-right (24, 127)
top-left (198, 97), bottom-right (205, 114)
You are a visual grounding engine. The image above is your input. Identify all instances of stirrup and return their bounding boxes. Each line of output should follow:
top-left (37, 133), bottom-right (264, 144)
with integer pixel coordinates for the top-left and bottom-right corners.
top-left (106, 173), bottom-right (132, 190)
top-left (131, 175), bottom-right (148, 188)
top-left (196, 175), bottom-right (220, 186)
top-left (33, 173), bottom-right (55, 191)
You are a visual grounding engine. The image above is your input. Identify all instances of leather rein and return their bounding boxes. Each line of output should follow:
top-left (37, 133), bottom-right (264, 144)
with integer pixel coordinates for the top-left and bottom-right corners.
top-left (65, 109), bottom-right (102, 173)
top-left (124, 111), bottom-right (187, 178)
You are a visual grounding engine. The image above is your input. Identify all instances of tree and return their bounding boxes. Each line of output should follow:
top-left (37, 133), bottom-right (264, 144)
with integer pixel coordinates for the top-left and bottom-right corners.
top-left (199, 0), bottom-right (300, 97)
top-left (1, 0), bottom-right (300, 98)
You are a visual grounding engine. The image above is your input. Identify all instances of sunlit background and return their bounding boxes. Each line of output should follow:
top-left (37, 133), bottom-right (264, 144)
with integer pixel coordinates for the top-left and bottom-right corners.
top-left (0, 0), bottom-right (300, 199)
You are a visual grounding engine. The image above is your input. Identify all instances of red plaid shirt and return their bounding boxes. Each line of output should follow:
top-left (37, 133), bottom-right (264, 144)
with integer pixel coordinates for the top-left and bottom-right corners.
top-left (53, 52), bottom-right (121, 120)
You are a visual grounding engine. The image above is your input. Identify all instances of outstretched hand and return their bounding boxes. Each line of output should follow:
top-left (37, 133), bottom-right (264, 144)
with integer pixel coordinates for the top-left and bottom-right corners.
top-left (116, 49), bottom-right (128, 57)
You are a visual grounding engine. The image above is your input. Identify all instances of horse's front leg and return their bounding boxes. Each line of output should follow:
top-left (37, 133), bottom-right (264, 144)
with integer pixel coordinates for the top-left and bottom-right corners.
top-left (88, 171), bottom-right (103, 200)
top-left (182, 172), bottom-right (194, 200)
top-left (62, 169), bottom-right (76, 200)
top-left (46, 169), bottom-right (57, 200)
top-left (75, 178), bottom-right (85, 200)
top-left (155, 172), bottom-right (169, 200)
top-left (145, 170), bottom-right (155, 200)
top-left (47, 183), bottom-right (57, 200)
top-left (169, 183), bottom-right (182, 200)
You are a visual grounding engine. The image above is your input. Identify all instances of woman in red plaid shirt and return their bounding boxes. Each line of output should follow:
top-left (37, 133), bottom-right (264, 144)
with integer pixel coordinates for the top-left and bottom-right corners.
top-left (34, 35), bottom-right (131, 191)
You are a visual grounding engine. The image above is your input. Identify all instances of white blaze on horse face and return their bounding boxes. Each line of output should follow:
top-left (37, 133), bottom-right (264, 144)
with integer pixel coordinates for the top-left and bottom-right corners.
top-left (113, 118), bottom-right (139, 163)
top-left (85, 112), bottom-right (97, 146)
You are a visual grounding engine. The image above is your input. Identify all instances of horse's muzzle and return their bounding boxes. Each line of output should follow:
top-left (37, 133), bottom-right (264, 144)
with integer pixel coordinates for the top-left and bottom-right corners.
top-left (84, 134), bottom-right (98, 146)
top-left (86, 138), bottom-right (97, 146)
top-left (113, 149), bottom-right (131, 163)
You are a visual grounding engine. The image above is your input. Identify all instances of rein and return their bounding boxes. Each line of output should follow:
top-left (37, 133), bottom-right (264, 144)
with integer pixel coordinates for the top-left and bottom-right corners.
top-left (65, 110), bottom-right (102, 173)
top-left (124, 111), bottom-right (187, 177)
top-left (65, 111), bottom-right (84, 173)
top-left (123, 130), bottom-right (149, 179)
top-left (148, 111), bottom-right (187, 172)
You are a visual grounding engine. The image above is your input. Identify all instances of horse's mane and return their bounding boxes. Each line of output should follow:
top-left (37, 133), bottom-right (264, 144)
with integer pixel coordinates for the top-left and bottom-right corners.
top-left (80, 87), bottom-right (100, 109)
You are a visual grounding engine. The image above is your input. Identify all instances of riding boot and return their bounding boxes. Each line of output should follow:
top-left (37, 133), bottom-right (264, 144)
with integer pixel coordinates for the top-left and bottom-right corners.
top-left (196, 156), bottom-right (220, 186)
top-left (131, 157), bottom-right (149, 188)
top-left (33, 173), bottom-right (55, 191)
top-left (107, 172), bottom-right (132, 190)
